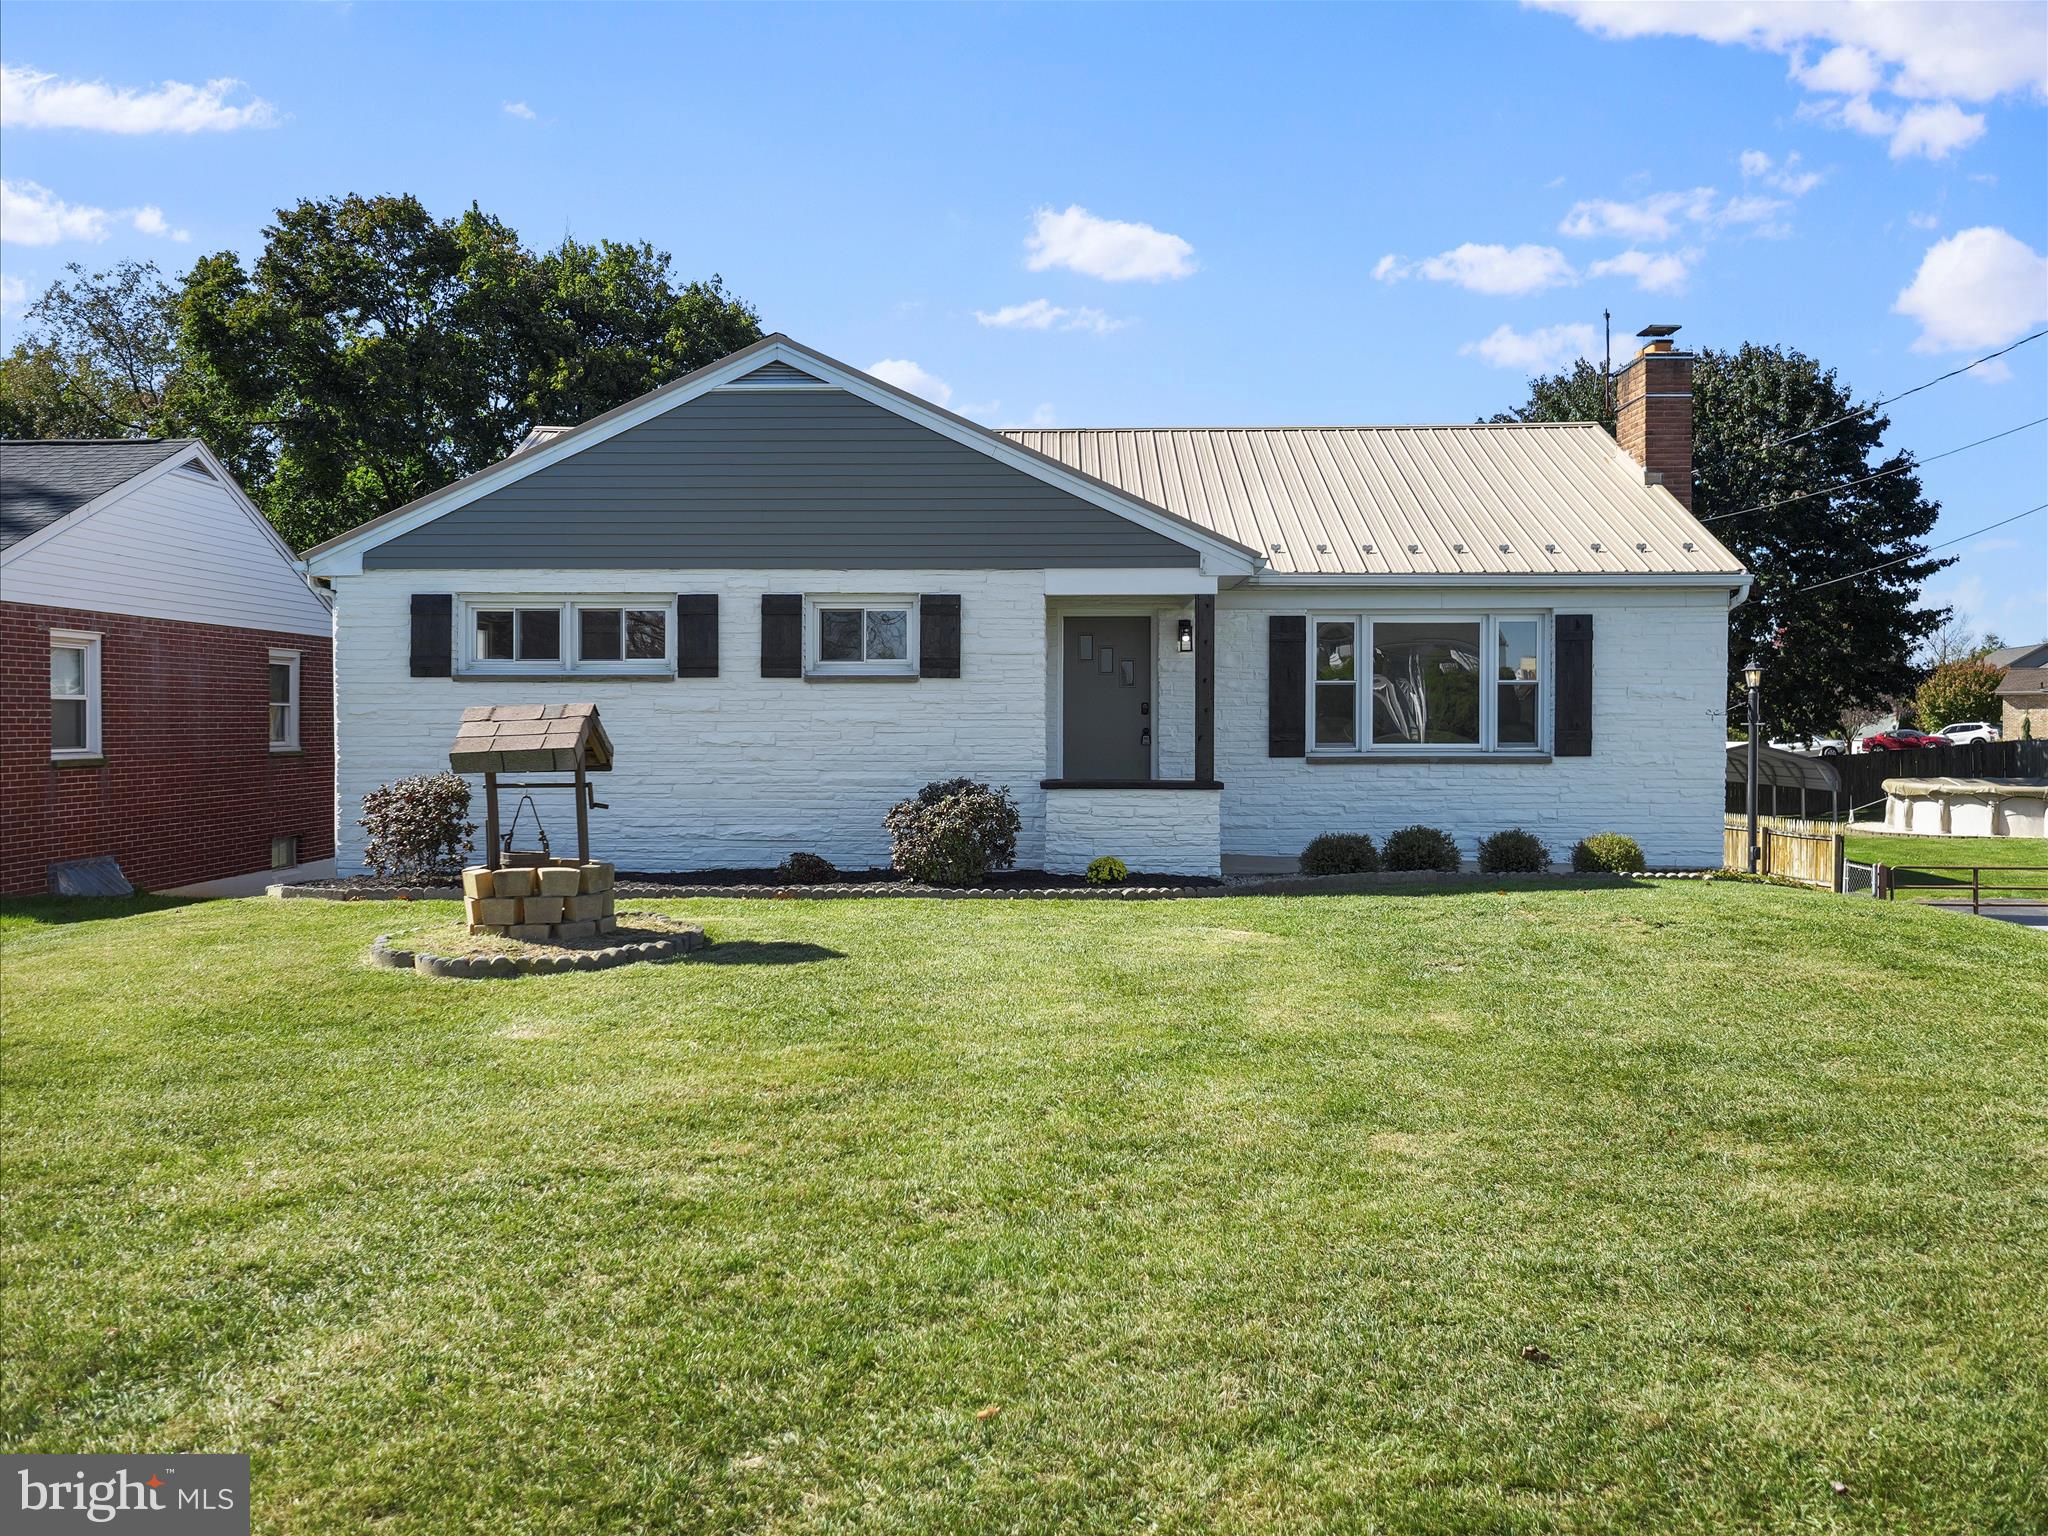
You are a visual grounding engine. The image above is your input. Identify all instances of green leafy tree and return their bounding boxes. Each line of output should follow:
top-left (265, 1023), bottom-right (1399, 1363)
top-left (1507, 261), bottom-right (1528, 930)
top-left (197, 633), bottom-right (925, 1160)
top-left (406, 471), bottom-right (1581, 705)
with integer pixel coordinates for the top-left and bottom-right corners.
top-left (173, 195), bottom-right (761, 548)
top-left (1495, 344), bottom-right (1949, 738)
top-left (0, 261), bottom-right (184, 438)
top-left (1914, 658), bottom-right (2006, 731)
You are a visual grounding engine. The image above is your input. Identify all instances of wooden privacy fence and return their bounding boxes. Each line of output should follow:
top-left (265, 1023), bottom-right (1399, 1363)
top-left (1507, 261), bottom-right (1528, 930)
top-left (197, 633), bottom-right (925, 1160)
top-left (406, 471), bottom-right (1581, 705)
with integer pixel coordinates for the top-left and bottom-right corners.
top-left (1724, 814), bottom-right (1844, 889)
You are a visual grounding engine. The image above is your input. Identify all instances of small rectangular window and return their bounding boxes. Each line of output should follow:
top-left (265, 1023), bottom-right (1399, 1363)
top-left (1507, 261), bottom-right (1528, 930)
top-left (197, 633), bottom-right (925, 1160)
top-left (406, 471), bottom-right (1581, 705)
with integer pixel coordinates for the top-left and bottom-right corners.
top-left (808, 598), bottom-right (917, 676)
top-left (1496, 618), bottom-right (1542, 748)
top-left (50, 631), bottom-right (101, 760)
top-left (269, 651), bottom-right (301, 750)
top-left (463, 598), bottom-right (671, 674)
top-left (579, 607), bottom-right (622, 662)
top-left (271, 834), bottom-right (300, 870)
top-left (517, 608), bottom-right (560, 661)
top-left (1313, 620), bottom-right (1357, 750)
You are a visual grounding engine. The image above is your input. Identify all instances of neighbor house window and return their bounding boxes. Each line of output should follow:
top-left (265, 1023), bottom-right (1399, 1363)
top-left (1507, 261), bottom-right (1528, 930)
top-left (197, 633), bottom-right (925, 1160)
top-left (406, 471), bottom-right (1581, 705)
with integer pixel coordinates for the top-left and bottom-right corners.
top-left (1308, 613), bottom-right (1545, 754)
top-left (50, 630), bottom-right (101, 760)
top-left (271, 834), bottom-right (300, 870)
top-left (459, 598), bottom-right (671, 675)
top-left (269, 650), bottom-right (301, 750)
top-left (807, 597), bottom-right (916, 676)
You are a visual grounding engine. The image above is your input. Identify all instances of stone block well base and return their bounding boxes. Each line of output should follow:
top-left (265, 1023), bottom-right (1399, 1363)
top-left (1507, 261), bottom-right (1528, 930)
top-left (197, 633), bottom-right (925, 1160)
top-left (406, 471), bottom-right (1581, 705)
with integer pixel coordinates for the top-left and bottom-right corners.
top-left (462, 860), bottom-right (618, 941)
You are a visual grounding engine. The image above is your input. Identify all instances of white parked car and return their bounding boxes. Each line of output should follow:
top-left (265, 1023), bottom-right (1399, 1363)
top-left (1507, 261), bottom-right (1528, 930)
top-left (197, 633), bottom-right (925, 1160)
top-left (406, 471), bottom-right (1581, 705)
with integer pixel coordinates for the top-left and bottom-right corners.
top-left (1769, 735), bottom-right (1847, 757)
top-left (1937, 721), bottom-right (2001, 745)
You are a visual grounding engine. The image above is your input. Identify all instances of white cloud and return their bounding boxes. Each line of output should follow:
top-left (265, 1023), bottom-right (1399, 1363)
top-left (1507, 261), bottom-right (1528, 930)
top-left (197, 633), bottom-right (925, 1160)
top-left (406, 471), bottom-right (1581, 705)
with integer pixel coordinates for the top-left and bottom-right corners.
top-left (1907, 211), bottom-right (1941, 231)
top-left (1, 63), bottom-right (278, 132)
top-left (1024, 205), bottom-right (1195, 282)
top-left (129, 205), bottom-right (189, 242)
top-left (1026, 402), bottom-right (1057, 428)
top-left (0, 273), bottom-right (27, 312)
top-left (974, 298), bottom-right (1129, 334)
top-left (1739, 149), bottom-right (1822, 196)
top-left (0, 179), bottom-right (188, 246)
top-left (867, 358), bottom-right (953, 407)
top-left (1460, 322), bottom-right (1600, 373)
top-left (1531, 2), bottom-right (2038, 156)
top-left (1893, 227), bottom-right (2048, 353)
top-left (1887, 101), bottom-right (1987, 160)
top-left (1559, 188), bottom-right (1716, 241)
top-left (1588, 248), bottom-right (1694, 293)
top-left (502, 100), bottom-right (536, 121)
top-left (1527, 1), bottom-right (2045, 101)
top-left (1375, 242), bottom-right (1577, 296)
top-left (1971, 358), bottom-right (2013, 385)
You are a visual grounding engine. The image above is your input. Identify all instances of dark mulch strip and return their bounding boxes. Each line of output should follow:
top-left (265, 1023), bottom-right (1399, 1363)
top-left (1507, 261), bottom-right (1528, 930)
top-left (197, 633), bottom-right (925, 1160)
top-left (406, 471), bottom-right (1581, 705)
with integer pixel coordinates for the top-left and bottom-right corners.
top-left (617, 867), bottom-right (1222, 891)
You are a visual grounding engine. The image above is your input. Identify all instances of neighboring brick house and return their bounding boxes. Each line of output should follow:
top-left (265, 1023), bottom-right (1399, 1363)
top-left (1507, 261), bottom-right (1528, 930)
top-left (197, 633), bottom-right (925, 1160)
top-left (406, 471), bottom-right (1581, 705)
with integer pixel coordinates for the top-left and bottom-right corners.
top-left (1984, 643), bottom-right (2048, 740)
top-left (1, 440), bottom-right (334, 895)
top-left (302, 330), bottom-right (1750, 876)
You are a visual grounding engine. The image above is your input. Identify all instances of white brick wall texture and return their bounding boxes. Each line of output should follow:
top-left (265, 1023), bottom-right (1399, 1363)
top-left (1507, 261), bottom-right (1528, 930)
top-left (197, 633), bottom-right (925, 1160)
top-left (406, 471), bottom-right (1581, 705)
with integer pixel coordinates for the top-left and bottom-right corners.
top-left (332, 568), bottom-right (1052, 874)
top-left (1044, 789), bottom-right (1221, 877)
top-left (1213, 585), bottom-right (1733, 868)
top-left (332, 569), bottom-right (1733, 875)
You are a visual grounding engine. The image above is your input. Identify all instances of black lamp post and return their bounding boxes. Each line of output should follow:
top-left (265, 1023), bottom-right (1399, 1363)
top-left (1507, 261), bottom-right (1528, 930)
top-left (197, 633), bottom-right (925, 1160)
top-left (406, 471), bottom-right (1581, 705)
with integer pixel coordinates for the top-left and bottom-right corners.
top-left (1744, 656), bottom-right (1765, 874)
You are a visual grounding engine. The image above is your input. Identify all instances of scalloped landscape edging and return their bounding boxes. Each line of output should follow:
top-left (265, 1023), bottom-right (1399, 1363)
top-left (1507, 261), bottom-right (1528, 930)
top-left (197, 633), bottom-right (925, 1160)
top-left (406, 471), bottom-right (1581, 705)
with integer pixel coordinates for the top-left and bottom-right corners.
top-left (369, 921), bottom-right (707, 979)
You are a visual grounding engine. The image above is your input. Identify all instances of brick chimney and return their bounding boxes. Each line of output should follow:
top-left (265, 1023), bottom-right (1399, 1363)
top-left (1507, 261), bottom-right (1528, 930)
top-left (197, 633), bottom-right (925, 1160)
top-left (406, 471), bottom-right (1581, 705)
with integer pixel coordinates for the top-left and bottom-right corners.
top-left (1614, 324), bottom-right (1694, 512)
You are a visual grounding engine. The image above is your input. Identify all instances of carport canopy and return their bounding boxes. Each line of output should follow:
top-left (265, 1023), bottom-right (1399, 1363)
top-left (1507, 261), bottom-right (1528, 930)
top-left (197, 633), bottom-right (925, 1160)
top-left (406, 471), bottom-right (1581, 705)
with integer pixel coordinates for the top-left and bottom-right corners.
top-left (1726, 743), bottom-right (1842, 795)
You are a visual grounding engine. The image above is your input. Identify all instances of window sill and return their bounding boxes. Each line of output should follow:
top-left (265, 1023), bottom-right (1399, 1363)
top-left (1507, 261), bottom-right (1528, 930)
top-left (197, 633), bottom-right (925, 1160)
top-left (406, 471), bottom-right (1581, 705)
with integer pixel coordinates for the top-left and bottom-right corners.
top-left (453, 671), bottom-right (673, 683)
top-left (1041, 778), bottom-right (1224, 791)
top-left (51, 755), bottom-right (107, 769)
top-left (270, 746), bottom-right (304, 756)
top-left (803, 672), bottom-right (920, 684)
top-left (1307, 753), bottom-right (1553, 766)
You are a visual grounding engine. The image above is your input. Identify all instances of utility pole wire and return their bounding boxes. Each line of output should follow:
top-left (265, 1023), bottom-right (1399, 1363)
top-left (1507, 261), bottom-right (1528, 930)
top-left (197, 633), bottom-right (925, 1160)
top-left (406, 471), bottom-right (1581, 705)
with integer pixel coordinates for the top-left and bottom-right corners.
top-left (1791, 503), bottom-right (2047, 594)
top-left (1766, 328), bottom-right (2047, 448)
top-left (1703, 417), bottom-right (2048, 524)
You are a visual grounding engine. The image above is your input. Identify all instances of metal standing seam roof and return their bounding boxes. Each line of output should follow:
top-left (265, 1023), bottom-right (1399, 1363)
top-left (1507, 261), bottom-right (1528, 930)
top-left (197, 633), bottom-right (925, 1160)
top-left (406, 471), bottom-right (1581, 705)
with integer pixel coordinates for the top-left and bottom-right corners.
top-left (0, 438), bottom-right (197, 552)
top-left (999, 422), bottom-right (1746, 578)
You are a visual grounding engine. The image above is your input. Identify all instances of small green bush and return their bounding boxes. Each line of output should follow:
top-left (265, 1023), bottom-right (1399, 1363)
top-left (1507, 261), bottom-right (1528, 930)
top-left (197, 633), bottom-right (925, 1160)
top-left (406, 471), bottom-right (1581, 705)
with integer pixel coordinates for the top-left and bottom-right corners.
top-left (1084, 855), bottom-right (1129, 885)
top-left (1477, 828), bottom-right (1550, 874)
top-left (775, 851), bottom-right (837, 884)
top-left (359, 772), bottom-right (475, 882)
top-left (1299, 833), bottom-right (1381, 876)
top-left (884, 778), bottom-right (1022, 886)
top-left (1382, 825), bottom-right (1461, 873)
top-left (1571, 832), bottom-right (1646, 874)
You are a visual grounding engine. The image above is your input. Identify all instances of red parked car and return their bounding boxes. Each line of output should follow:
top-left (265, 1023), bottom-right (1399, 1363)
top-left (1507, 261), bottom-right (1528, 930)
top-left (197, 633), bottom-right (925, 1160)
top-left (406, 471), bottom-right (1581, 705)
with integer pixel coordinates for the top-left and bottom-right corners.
top-left (1860, 728), bottom-right (1948, 752)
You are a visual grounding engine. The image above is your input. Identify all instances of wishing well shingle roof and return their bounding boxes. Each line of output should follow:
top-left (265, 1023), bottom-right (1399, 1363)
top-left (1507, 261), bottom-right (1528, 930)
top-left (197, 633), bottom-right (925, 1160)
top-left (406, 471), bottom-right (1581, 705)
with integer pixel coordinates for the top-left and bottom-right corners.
top-left (448, 703), bottom-right (613, 774)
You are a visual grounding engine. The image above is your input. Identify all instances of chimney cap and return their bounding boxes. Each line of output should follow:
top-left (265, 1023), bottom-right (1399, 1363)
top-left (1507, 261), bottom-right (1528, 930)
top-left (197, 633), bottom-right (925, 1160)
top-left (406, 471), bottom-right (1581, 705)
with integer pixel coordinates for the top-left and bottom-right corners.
top-left (1636, 323), bottom-right (1682, 339)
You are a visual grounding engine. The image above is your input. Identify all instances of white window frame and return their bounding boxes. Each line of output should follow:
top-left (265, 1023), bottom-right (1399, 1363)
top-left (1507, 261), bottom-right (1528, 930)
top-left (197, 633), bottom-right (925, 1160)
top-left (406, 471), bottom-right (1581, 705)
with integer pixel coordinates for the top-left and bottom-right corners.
top-left (268, 649), bottom-right (302, 751)
top-left (805, 595), bottom-right (918, 677)
top-left (1305, 611), bottom-right (1549, 756)
top-left (50, 629), bottom-right (102, 761)
top-left (456, 596), bottom-right (676, 677)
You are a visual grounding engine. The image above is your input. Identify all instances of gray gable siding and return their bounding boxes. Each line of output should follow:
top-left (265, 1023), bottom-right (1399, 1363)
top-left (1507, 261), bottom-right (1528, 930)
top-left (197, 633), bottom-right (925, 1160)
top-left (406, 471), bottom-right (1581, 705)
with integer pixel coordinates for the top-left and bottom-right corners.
top-left (364, 388), bottom-right (1200, 570)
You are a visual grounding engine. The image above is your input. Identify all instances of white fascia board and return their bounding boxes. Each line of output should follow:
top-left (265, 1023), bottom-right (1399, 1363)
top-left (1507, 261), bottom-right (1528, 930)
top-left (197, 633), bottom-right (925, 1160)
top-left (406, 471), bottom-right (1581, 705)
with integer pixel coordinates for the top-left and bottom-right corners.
top-left (1248, 570), bottom-right (1748, 589)
top-left (303, 338), bottom-right (1261, 579)
top-left (1045, 568), bottom-right (1218, 596)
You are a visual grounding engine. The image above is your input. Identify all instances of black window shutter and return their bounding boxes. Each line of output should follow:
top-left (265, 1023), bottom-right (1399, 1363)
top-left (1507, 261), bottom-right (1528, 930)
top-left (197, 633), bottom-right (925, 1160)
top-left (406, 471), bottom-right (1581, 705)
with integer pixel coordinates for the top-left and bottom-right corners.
top-left (1268, 614), bottom-right (1306, 757)
top-left (920, 595), bottom-right (961, 678)
top-left (1554, 614), bottom-right (1594, 756)
top-left (675, 594), bottom-right (718, 678)
top-left (410, 594), bottom-right (453, 677)
top-left (761, 594), bottom-right (802, 678)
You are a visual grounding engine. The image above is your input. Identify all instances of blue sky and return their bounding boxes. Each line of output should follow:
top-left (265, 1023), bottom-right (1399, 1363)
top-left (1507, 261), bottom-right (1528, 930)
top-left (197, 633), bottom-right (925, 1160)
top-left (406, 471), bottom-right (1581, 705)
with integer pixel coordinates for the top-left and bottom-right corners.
top-left (3, 1), bottom-right (2043, 642)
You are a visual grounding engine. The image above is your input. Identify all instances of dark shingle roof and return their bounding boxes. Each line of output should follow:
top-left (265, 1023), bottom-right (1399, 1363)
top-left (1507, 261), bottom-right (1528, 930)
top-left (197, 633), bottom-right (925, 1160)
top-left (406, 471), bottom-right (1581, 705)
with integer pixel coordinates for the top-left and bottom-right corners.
top-left (0, 439), bottom-right (196, 551)
top-left (1997, 667), bottom-right (2048, 698)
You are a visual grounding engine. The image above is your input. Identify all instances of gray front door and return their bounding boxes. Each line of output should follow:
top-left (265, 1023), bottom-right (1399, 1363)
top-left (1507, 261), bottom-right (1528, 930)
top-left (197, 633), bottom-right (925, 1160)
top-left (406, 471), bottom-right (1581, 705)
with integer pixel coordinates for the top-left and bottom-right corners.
top-left (1063, 617), bottom-right (1151, 779)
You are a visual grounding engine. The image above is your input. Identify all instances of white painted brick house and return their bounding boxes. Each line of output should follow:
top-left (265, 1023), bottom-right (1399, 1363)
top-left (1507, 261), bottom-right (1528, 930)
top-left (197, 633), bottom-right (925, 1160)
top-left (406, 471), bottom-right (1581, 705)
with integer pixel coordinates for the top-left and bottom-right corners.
top-left (303, 334), bottom-right (1748, 877)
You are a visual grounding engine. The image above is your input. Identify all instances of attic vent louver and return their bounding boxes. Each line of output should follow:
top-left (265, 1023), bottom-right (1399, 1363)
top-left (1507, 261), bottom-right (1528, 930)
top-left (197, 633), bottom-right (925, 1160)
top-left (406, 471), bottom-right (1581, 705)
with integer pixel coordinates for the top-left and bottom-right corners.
top-left (178, 457), bottom-right (216, 480)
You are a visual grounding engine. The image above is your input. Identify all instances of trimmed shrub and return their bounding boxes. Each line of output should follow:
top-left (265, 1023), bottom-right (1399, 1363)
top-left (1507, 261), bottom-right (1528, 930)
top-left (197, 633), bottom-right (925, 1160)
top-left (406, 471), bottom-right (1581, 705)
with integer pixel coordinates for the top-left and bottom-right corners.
top-left (1477, 828), bottom-right (1550, 874)
top-left (1382, 825), bottom-right (1461, 873)
top-left (1571, 832), bottom-right (1646, 874)
top-left (1299, 833), bottom-right (1381, 876)
top-left (775, 851), bottom-right (837, 885)
top-left (360, 772), bottom-right (475, 882)
top-left (1085, 855), bottom-right (1129, 885)
top-left (884, 778), bottom-right (1021, 886)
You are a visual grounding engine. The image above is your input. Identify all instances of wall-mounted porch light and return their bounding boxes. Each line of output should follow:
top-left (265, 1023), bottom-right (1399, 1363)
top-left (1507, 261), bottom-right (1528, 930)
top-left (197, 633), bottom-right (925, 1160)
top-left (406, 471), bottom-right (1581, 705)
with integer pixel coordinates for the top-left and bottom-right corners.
top-left (1177, 618), bottom-right (1195, 653)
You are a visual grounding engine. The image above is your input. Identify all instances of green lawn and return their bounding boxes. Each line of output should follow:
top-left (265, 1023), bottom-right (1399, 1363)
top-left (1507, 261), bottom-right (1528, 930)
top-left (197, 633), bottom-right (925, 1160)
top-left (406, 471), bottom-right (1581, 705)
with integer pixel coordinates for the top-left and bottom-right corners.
top-left (1843, 831), bottom-right (2048, 899)
top-left (3, 886), bottom-right (2044, 1534)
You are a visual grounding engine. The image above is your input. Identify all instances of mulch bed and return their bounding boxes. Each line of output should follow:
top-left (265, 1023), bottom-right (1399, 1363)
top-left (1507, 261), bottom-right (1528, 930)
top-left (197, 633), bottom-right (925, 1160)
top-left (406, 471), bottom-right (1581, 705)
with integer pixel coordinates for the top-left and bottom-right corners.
top-left (282, 868), bottom-right (1225, 901)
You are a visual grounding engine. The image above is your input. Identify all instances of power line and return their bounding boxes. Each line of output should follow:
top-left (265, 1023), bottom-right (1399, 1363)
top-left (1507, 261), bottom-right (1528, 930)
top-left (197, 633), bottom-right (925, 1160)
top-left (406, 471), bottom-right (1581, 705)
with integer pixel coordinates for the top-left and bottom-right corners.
top-left (1766, 328), bottom-right (2048, 448)
top-left (1791, 502), bottom-right (2047, 594)
top-left (1703, 416), bottom-right (2048, 524)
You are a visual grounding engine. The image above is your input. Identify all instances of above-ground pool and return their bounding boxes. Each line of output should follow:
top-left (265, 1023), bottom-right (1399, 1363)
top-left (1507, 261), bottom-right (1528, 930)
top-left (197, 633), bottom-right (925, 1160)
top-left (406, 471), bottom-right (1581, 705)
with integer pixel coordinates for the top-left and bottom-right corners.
top-left (1881, 777), bottom-right (2048, 837)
